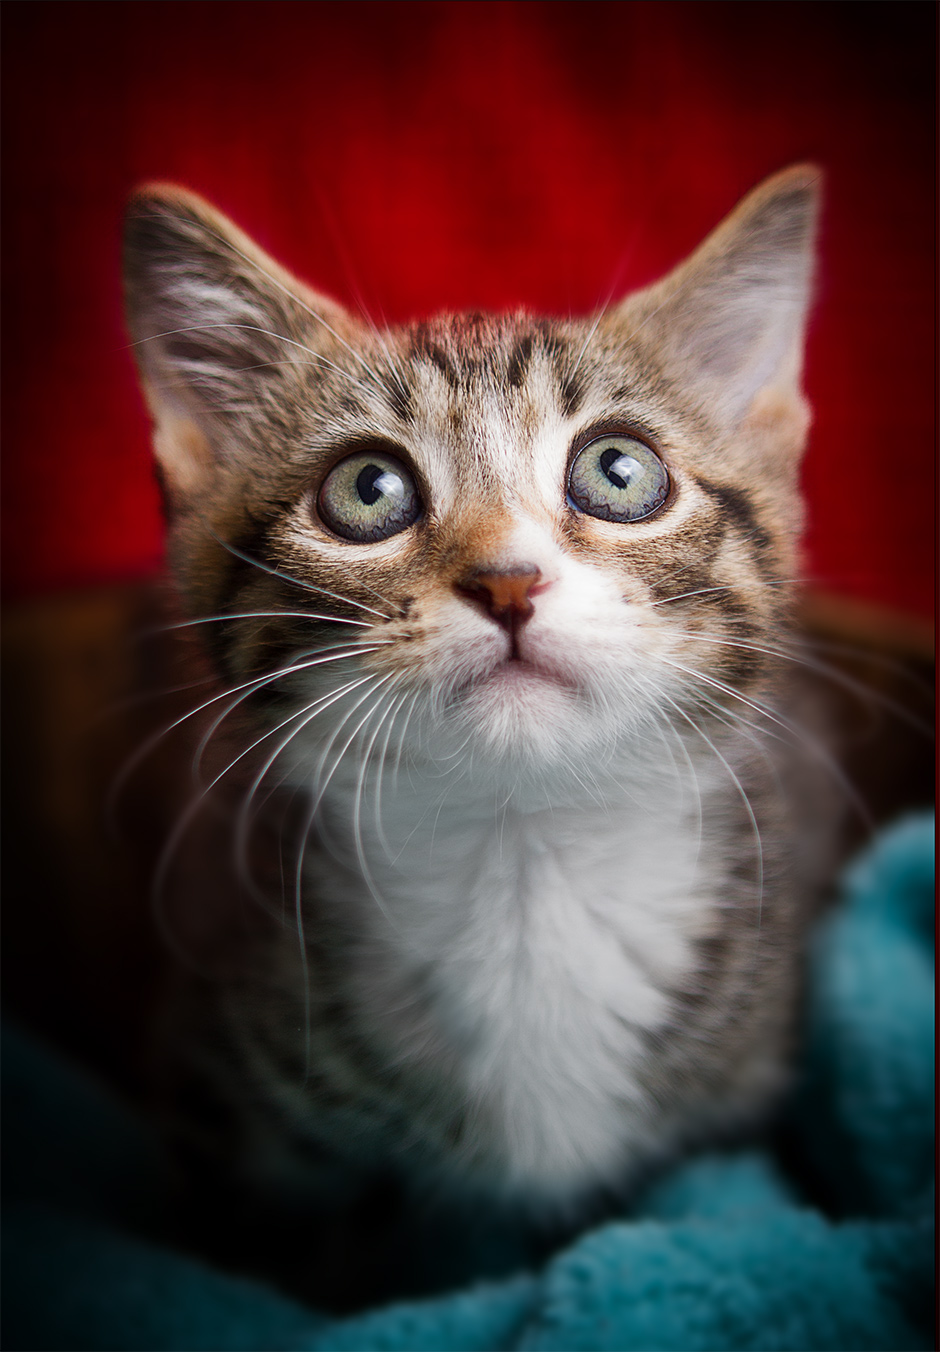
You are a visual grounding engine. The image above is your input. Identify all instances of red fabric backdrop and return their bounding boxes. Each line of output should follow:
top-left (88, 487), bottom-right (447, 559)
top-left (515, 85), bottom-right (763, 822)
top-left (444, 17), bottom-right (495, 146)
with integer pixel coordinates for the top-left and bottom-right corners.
top-left (2, 1), bottom-right (935, 618)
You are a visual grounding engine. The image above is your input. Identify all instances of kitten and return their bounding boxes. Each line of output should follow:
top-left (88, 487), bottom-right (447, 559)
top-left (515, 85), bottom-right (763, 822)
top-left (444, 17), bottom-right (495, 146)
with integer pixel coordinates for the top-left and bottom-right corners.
top-left (123, 167), bottom-right (833, 1293)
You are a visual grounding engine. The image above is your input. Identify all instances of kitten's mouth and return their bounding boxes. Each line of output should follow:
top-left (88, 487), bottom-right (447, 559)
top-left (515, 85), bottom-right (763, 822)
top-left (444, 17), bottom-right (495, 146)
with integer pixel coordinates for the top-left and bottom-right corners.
top-left (480, 653), bottom-right (579, 695)
top-left (450, 655), bottom-right (572, 706)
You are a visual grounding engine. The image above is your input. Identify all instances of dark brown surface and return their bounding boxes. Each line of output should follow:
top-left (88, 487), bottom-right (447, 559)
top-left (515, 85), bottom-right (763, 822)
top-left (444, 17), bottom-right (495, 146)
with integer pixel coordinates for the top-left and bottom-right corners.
top-left (2, 585), bottom-right (187, 1089)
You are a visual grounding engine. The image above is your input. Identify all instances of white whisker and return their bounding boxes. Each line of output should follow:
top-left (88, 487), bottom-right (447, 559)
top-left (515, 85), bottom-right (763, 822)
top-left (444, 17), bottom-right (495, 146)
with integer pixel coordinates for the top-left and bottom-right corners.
top-left (131, 322), bottom-right (381, 401)
top-left (208, 528), bottom-right (392, 620)
top-left (291, 672), bottom-right (399, 1077)
top-left (190, 642), bottom-right (388, 783)
top-left (351, 676), bottom-right (407, 918)
top-left (370, 688), bottom-right (413, 860)
top-left (658, 689), bottom-right (765, 930)
top-left (660, 654), bottom-right (874, 832)
top-left (232, 674), bottom-right (378, 894)
top-left (673, 628), bottom-right (934, 737)
top-left (109, 652), bottom-right (346, 829)
top-left (146, 608), bottom-right (376, 634)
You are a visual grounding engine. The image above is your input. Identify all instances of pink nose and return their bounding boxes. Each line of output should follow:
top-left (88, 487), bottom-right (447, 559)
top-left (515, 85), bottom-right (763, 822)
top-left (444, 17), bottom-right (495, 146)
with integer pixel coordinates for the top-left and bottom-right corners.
top-left (456, 565), bottom-right (543, 631)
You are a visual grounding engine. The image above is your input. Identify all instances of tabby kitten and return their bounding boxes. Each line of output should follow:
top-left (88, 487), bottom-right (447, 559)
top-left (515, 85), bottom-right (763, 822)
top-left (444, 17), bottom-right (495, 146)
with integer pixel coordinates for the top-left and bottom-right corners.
top-left (124, 168), bottom-right (829, 1254)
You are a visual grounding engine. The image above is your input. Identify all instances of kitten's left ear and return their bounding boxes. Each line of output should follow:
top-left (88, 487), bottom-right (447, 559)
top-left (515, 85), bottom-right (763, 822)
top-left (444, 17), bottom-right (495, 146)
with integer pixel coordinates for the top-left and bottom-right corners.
top-left (616, 166), bottom-right (822, 431)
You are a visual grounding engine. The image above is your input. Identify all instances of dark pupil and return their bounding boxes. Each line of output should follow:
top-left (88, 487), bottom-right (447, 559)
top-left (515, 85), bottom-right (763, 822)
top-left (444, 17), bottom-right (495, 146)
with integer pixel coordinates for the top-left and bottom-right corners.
top-left (356, 463), bottom-right (388, 506)
top-left (600, 446), bottom-right (635, 491)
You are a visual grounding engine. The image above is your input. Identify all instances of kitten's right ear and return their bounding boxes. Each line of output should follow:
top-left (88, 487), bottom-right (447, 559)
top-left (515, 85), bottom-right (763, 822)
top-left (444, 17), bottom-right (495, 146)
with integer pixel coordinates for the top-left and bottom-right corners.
top-left (123, 186), bottom-right (353, 501)
top-left (615, 166), bottom-right (822, 434)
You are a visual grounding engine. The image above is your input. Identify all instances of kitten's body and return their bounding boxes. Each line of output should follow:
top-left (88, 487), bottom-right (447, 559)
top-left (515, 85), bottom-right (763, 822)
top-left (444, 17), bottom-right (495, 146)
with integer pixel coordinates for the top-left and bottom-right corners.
top-left (124, 169), bottom-right (833, 1274)
top-left (195, 749), bottom-right (806, 1203)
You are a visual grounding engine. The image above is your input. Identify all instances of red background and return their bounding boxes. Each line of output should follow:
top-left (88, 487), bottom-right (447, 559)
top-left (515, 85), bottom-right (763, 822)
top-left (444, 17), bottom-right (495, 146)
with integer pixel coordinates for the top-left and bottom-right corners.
top-left (2, 1), bottom-right (935, 618)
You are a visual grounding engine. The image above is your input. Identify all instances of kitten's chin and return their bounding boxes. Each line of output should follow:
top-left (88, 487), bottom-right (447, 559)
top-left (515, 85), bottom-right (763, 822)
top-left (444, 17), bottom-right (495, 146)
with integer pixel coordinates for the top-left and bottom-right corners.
top-left (453, 658), bottom-right (598, 770)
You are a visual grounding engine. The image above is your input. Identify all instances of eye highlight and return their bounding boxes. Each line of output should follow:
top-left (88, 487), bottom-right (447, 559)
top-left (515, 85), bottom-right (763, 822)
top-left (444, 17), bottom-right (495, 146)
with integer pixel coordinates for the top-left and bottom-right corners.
top-left (567, 433), bottom-right (670, 523)
top-left (317, 449), bottom-right (422, 542)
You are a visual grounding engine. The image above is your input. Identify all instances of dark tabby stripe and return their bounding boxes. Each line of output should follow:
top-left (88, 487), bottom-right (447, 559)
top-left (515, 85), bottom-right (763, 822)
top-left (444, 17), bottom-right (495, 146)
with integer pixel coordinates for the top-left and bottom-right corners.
top-left (409, 328), bottom-right (461, 388)
top-left (646, 564), bottom-right (717, 607)
top-left (383, 373), bottom-right (414, 425)
top-left (693, 476), bottom-right (775, 569)
top-left (533, 324), bottom-right (584, 416)
top-left (506, 335), bottom-right (534, 389)
top-left (558, 368), bottom-right (586, 418)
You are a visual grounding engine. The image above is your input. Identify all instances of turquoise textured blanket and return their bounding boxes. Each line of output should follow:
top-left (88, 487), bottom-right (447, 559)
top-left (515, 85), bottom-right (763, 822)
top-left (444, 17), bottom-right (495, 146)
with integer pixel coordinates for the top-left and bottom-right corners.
top-left (4, 813), bottom-right (934, 1351)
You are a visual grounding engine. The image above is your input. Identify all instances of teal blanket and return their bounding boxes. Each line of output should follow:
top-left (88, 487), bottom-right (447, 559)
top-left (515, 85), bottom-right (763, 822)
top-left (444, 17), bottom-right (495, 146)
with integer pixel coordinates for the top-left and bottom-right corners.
top-left (4, 814), bottom-right (934, 1351)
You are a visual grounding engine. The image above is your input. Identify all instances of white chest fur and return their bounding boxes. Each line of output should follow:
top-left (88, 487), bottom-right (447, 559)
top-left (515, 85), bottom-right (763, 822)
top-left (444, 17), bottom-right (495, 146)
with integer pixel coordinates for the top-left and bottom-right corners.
top-left (317, 768), bottom-right (720, 1199)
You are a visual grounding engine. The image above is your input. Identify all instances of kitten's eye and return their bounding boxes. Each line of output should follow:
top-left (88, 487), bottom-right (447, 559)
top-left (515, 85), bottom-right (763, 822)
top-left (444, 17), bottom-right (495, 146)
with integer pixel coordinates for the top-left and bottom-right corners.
top-left (568, 434), bottom-right (670, 523)
top-left (317, 449), bottom-right (422, 542)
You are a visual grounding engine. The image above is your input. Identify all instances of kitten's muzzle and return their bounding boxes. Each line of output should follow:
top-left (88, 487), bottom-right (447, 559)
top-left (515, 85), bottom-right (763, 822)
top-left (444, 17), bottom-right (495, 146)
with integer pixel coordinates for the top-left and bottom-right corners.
top-left (456, 565), bottom-right (544, 633)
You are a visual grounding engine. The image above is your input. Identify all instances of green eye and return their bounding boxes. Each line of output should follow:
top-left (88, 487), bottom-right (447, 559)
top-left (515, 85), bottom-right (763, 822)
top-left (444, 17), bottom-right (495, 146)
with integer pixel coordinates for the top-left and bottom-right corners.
top-left (318, 449), bottom-right (422, 542)
top-left (567, 434), bottom-right (670, 523)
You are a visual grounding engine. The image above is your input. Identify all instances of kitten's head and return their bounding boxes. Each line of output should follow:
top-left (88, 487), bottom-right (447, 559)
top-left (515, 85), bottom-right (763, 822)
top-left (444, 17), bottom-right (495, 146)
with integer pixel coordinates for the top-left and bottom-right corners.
top-left (124, 169), bottom-right (819, 794)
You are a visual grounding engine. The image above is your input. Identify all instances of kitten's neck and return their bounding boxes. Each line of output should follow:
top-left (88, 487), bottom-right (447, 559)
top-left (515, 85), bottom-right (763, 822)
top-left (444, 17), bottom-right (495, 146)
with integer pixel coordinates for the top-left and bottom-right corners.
top-left (309, 739), bottom-right (720, 942)
top-left (303, 747), bottom-right (724, 1197)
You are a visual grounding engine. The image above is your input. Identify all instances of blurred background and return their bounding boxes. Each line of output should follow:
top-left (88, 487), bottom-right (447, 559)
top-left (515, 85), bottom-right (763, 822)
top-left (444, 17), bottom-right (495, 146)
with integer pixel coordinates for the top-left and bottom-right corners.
top-left (2, 1), bottom-right (934, 1086)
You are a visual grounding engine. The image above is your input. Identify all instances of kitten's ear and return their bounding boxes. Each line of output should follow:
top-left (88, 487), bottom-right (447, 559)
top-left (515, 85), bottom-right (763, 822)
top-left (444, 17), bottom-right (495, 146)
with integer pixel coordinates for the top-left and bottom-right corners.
top-left (617, 166), bottom-right (822, 430)
top-left (123, 186), bottom-right (353, 499)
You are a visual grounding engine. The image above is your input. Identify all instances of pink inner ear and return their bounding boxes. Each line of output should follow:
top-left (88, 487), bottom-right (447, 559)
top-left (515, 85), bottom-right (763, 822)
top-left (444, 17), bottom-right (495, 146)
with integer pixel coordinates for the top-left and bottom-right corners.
top-left (150, 410), bottom-right (216, 499)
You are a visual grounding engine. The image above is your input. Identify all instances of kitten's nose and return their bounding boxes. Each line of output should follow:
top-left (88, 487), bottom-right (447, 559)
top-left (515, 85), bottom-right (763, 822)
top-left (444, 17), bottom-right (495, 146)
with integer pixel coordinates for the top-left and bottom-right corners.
top-left (456, 565), bottom-right (543, 630)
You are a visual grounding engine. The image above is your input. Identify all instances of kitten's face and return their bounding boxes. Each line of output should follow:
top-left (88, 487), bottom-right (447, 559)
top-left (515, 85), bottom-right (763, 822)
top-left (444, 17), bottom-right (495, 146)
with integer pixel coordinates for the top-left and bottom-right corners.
top-left (124, 171), bottom-right (818, 791)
